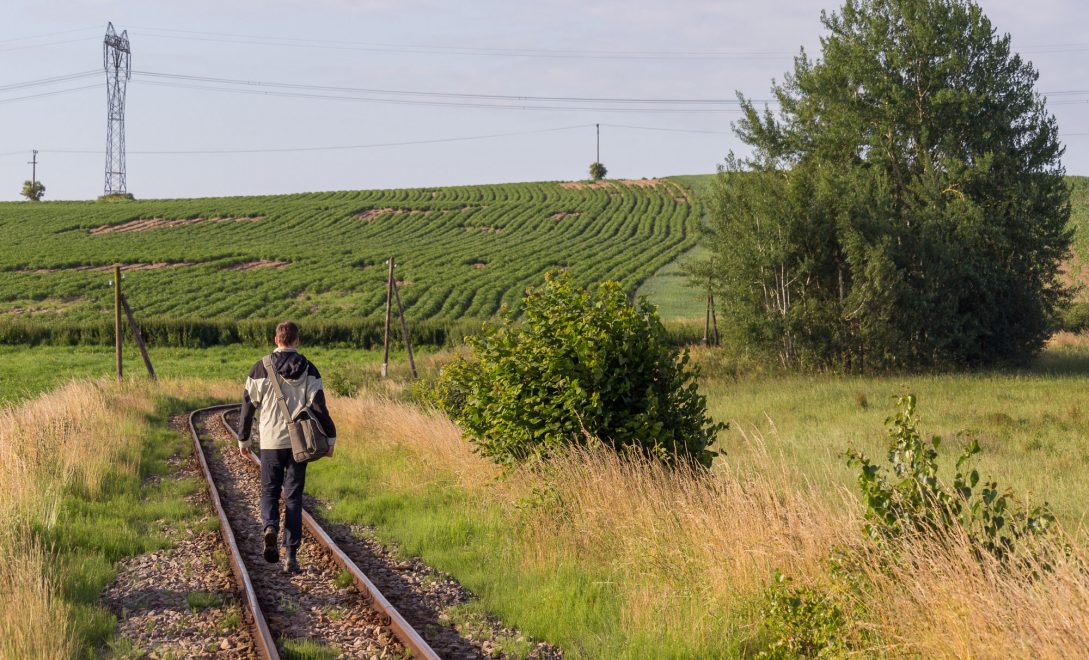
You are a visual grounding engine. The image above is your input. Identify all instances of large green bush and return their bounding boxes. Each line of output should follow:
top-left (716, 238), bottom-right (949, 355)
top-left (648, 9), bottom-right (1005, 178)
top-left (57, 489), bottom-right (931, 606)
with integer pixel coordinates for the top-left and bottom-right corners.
top-left (436, 273), bottom-right (724, 466)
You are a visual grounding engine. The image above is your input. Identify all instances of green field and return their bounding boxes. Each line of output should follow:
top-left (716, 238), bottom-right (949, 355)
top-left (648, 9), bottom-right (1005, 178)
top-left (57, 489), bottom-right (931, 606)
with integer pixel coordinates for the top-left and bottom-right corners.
top-left (0, 178), bottom-right (700, 323)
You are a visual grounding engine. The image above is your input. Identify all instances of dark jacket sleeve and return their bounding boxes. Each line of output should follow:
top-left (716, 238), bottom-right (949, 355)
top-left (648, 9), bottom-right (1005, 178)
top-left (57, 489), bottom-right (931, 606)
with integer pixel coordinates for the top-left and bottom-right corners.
top-left (306, 362), bottom-right (338, 440)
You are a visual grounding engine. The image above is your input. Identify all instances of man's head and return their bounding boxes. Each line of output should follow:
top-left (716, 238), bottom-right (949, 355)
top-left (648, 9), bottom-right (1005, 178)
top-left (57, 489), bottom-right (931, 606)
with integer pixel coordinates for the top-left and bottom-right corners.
top-left (275, 320), bottom-right (300, 349)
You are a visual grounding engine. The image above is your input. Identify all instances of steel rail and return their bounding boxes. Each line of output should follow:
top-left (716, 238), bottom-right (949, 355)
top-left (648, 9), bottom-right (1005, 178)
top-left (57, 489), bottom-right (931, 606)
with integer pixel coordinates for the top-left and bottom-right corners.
top-left (188, 404), bottom-right (279, 660)
top-left (217, 406), bottom-right (440, 660)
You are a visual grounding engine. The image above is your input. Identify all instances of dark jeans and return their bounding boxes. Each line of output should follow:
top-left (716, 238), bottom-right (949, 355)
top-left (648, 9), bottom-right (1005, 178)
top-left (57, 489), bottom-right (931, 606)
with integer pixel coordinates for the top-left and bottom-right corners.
top-left (259, 448), bottom-right (307, 550)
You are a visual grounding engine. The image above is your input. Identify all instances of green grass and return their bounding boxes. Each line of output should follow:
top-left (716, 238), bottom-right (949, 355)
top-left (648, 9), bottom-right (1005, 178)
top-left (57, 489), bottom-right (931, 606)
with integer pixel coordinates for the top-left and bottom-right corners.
top-left (186, 591), bottom-right (224, 611)
top-left (0, 179), bottom-right (700, 323)
top-left (0, 344), bottom-right (418, 405)
top-left (636, 244), bottom-right (710, 320)
top-left (279, 637), bottom-right (341, 659)
top-left (305, 441), bottom-right (623, 658)
top-left (704, 340), bottom-right (1089, 528)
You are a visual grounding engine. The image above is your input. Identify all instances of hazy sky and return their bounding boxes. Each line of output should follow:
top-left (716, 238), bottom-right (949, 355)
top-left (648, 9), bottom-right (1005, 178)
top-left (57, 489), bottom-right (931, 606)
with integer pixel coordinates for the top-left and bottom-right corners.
top-left (2, 0), bottom-right (1087, 200)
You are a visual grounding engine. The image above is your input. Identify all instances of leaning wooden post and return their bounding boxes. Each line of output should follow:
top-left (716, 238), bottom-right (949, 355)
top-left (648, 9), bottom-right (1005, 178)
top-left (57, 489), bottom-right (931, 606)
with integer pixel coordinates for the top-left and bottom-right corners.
top-left (121, 293), bottom-right (156, 381)
top-left (392, 278), bottom-right (417, 379)
top-left (703, 293), bottom-right (711, 346)
top-left (114, 264), bottom-right (123, 382)
top-left (381, 257), bottom-right (394, 378)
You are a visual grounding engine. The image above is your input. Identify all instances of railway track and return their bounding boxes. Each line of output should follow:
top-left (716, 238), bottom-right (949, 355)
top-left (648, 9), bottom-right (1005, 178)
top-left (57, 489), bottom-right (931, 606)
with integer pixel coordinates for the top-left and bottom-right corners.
top-left (188, 404), bottom-right (439, 660)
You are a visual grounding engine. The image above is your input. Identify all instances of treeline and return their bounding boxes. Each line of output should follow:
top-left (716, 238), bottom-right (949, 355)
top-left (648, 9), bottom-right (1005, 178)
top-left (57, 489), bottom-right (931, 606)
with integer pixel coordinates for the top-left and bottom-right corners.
top-left (0, 316), bottom-right (707, 349)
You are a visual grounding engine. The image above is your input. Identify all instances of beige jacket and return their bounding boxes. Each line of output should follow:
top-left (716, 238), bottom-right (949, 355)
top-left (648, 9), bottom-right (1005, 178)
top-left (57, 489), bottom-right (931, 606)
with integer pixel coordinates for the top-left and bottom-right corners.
top-left (237, 347), bottom-right (337, 450)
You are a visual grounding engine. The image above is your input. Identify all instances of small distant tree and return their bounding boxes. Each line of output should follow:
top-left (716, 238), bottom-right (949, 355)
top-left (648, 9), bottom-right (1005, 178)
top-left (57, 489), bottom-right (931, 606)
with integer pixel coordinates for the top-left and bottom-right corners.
top-left (589, 162), bottom-right (607, 181)
top-left (20, 180), bottom-right (44, 202)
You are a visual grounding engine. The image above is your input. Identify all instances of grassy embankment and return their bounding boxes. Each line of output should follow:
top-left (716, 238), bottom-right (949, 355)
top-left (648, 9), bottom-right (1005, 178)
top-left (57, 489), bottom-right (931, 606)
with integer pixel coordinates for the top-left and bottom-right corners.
top-left (0, 379), bottom-right (236, 658)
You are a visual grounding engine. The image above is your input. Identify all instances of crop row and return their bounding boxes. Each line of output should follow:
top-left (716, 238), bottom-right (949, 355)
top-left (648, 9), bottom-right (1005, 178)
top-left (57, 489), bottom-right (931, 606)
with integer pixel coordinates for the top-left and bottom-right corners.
top-left (0, 179), bottom-right (700, 324)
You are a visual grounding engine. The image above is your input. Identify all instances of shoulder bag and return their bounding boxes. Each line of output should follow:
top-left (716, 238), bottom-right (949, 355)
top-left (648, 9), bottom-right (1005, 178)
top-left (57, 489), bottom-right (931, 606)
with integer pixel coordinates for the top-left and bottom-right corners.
top-left (263, 355), bottom-right (330, 463)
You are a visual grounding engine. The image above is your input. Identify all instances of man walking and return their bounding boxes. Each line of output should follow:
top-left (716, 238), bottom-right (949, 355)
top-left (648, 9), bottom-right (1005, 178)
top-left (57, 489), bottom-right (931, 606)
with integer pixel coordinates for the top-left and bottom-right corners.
top-left (237, 320), bottom-right (337, 573)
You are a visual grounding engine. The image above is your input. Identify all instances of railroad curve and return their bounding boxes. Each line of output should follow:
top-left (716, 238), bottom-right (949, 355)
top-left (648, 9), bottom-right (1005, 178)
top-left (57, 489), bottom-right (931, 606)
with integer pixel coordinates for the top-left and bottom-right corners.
top-left (188, 404), bottom-right (439, 660)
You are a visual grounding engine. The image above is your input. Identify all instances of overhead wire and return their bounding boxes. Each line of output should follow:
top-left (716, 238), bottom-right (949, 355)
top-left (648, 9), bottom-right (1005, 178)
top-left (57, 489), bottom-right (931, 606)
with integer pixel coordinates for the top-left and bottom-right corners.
top-left (135, 78), bottom-right (746, 114)
top-left (0, 84), bottom-right (99, 105)
top-left (0, 70), bottom-right (99, 92)
top-left (133, 70), bottom-right (763, 104)
top-left (0, 122), bottom-right (737, 156)
top-left (130, 25), bottom-right (793, 61)
top-left (0, 36), bottom-right (100, 53)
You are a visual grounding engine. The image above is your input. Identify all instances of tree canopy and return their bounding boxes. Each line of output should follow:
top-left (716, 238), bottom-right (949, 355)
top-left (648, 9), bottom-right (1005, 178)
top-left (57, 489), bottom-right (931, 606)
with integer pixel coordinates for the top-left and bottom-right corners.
top-left (701, 0), bottom-right (1070, 370)
top-left (20, 180), bottom-right (44, 202)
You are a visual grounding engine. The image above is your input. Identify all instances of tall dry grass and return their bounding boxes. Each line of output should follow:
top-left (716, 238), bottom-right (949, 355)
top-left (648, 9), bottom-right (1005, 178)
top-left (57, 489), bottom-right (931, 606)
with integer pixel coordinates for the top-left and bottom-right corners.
top-left (0, 381), bottom-right (112, 656)
top-left (0, 377), bottom-right (236, 659)
top-left (0, 530), bottom-right (73, 660)
top-left (331, 393), bottom-right (1089, 656)
top-left (857, 527), bottom-right (1089, 657)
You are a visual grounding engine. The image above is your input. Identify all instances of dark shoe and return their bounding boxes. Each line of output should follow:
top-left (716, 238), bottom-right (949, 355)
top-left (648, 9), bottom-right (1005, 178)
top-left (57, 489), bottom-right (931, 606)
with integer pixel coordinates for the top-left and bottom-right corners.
top-left (283, 555), bottom-right (301, 574)
top-left (262, 526), bottom-right (279, 563)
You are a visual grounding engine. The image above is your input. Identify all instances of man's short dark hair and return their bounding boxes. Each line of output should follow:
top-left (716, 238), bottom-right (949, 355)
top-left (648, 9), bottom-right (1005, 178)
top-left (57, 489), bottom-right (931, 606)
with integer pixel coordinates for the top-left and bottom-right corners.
top-left (276, 320), bottom-right (300, 346)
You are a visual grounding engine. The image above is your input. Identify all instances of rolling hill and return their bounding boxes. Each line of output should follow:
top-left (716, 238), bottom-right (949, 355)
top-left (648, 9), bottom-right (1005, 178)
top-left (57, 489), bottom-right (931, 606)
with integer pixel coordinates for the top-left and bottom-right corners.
top-left (0, 178), bottom-right (704, 325)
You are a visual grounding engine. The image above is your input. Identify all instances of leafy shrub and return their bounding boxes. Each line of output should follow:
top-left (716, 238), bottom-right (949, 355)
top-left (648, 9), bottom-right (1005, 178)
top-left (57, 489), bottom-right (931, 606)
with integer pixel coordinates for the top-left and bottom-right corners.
top-left (435, 272), bottom-right (724, 466)
top-left (1058, 301), bottom-right (1089, 333)
top-left (758, 571), bottom-right (852, 659)
top-left (847, 395), bottom-right (1055, 562)
top-left (96, 192), bottom-right (135, 202)
top-left (588, 162), bottom-right (607, 181)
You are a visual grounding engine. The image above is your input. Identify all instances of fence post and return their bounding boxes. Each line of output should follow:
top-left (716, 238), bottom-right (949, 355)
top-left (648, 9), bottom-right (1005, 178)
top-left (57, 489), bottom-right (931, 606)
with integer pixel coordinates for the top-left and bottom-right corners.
top-left (381, 257), bottom-right (394, 378)
top-left (121, 293), bottom-right (156, 380)
top-left (114, 264), bottom-right (123, 382)
top-left (392, 279), bottom-right (417, 379)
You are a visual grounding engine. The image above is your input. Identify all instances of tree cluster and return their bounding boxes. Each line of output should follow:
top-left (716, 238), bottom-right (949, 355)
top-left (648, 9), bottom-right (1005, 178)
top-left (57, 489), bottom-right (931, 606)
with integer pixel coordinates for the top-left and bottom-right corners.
top-left (701, 0), bottom-right (1070, 370)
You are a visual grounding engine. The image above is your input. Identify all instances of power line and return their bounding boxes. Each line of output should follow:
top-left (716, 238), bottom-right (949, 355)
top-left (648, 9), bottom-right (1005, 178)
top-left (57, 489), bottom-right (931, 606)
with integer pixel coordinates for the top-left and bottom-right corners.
top-left (126, 25), bottom-right (1089, 61)
top-left (133, 70), bottom-right (764, 104)
top-left (0, 70), bottom-right (98, 92)
top-left (601, 123), bottom-right (733, 135)
top-left (0, 26), bottom-right (100, 45)
top-left (136, 78), bottom-right (746, 114)
top-left (1, 122), bottom-right (734, 157)
top-left (0, 36), bottom-right (99, 53)
top-left (29, 124), bottom-right (594, 155)
top-left (0, 84), bottom-right (99, 105)
top-left (130, 25), bottom-right (794, 61)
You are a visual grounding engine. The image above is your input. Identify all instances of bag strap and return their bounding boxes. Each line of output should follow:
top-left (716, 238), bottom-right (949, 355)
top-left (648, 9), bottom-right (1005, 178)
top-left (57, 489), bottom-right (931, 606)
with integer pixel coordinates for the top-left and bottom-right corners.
top-left (263, 355), bottom-right (295, 421)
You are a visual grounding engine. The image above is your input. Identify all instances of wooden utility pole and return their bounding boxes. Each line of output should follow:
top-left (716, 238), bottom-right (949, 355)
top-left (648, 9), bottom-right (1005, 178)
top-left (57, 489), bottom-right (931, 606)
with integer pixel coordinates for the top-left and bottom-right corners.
top-left (121, 293), bottom-right (156, 380)
top-left (595, 123), bottom-right (600, 163)
top-left (392, 278), bottom-right (417, 379)
top-left (27, 150), bottom-right (37, 187)
top-left (381, 257), bottom-right (395, 378)
top-left (114, 264), bottom-right (123, 381)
